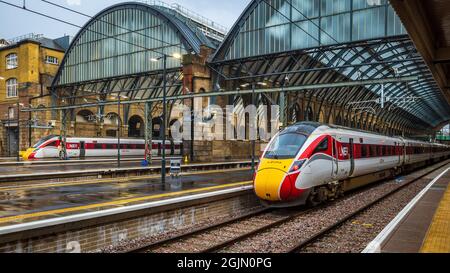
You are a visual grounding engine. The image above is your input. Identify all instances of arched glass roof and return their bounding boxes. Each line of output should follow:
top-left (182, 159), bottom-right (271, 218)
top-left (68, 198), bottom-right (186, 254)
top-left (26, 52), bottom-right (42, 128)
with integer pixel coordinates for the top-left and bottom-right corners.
top-left (53, 2), bottom-right (213, 88)
top-left (211, 0), bottom-right (450, 131)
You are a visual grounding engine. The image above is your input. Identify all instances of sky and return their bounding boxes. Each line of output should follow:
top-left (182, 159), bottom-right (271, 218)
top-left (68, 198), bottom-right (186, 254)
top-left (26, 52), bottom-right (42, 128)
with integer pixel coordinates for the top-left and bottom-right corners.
top-left (0, 0), bottom-right (252, 40)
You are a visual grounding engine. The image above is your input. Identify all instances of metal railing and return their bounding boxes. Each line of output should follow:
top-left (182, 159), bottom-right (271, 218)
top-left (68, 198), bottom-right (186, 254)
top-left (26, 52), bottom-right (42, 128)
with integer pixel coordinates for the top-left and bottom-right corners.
top-left (7, 33), bottom-right (43, 44)
top-left (140, 0), bottom-right (228, 35)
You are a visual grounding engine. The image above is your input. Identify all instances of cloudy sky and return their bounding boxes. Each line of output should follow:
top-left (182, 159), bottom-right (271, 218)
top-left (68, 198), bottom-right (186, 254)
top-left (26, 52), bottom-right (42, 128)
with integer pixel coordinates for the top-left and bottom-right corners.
top-left (0, 0), bottom-right (251, 39)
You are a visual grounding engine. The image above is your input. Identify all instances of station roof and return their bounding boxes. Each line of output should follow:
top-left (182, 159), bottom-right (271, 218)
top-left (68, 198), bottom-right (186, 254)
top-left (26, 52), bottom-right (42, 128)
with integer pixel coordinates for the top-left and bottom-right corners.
top-left (52, 2), bottom-right (215, 101)
top-left (390, 0), bottom-right (450, 129)
top-left (210, 0), bottom-right (450, 133)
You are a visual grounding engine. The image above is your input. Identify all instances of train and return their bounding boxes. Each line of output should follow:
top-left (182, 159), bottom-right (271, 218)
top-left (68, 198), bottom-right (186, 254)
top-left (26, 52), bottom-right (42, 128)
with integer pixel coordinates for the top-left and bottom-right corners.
top-left (254, 122), bottom-right (450, 207)
top-left (23, 135), bottom-right (182, 160)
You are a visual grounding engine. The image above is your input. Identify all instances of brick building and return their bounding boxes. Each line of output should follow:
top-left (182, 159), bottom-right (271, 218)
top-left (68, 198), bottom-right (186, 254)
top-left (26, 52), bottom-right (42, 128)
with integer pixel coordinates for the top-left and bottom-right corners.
top-left (0, 34), bottom-right (69, 156)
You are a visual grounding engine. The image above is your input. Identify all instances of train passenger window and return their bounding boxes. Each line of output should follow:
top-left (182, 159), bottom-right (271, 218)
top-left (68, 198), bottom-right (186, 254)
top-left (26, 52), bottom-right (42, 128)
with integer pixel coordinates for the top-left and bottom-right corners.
top-left (361, 145), bottom-right (367, 158)
top-left (370, 146), bottom-right (377, 157)
top-left (313, 138), bottom-right (329, 154)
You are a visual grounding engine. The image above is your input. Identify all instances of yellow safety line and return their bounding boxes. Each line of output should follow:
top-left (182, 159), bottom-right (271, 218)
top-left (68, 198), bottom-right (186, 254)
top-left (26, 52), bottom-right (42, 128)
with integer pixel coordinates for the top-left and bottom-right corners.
top-left (0, 168), bottom-right (250, 192)
top-left (0, 181), bottom-right (253, 224)
top-left (421, 182), bottom-right (450, 253)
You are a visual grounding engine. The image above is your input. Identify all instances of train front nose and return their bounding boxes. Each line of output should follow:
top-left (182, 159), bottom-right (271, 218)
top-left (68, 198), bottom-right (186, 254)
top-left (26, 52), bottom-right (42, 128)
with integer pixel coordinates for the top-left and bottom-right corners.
top-left (254, 168), bottom-right (288, 202)
top-left (23, 148), bottom-right (36, 160)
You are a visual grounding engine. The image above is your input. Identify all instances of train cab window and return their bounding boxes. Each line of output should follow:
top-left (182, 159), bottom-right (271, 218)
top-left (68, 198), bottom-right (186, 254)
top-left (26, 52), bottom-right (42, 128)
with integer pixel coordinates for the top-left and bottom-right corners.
top-left (45, 141), bottom-right (58, 147)
top-left (313, 138), bottom-right (329, 155)
top-left (264, 133), bottom-right (308, 159)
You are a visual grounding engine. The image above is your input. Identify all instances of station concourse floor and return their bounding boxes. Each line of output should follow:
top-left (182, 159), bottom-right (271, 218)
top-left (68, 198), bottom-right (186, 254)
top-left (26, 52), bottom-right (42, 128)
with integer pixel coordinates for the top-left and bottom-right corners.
top-left (380, 166), bottom-right (450, 253)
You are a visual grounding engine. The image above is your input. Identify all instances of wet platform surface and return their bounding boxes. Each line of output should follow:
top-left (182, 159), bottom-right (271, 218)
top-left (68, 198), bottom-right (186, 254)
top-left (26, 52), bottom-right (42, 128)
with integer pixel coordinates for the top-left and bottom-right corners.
top-left (0, 157), bottom-right (180, 175)
top-left (0, 169), bottom-right (253, 227)
top-left (379, 165), bottom-right (450, 253)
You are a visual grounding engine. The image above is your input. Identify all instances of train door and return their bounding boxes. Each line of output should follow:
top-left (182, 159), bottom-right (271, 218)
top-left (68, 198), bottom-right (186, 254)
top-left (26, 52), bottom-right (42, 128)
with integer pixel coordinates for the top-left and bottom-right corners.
top-left (331, 136), bottom-right (339, 180)
top-left (80, 141), bottom-right (86, 159)
top-left (403, 143), bottom-right (408, 165)
top-left (349, 138), bottom-right (355, 177)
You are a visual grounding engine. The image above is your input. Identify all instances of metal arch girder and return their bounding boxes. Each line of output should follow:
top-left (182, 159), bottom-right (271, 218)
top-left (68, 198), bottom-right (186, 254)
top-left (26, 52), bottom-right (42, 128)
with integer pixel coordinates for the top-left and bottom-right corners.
top-left (51, 2), bottom-right (209, 88)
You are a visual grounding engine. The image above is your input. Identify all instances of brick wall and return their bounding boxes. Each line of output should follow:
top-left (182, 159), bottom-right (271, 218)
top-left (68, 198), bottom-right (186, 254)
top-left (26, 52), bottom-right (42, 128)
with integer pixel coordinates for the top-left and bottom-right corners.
top-left (0, 192), bottom-right (261, 253)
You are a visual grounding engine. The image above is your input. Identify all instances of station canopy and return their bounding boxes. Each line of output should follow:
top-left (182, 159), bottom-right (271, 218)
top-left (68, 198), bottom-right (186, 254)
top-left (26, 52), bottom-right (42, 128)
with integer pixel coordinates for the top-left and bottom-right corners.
top-left (52, 2), bottom-right (217, 103)
top-left (211, 0), bottom-right (450, 132)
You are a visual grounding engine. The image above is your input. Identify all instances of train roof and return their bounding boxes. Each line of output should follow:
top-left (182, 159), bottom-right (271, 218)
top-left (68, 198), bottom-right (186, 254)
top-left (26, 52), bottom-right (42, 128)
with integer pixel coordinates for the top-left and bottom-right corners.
top-left (288, 122), bottom-right (443, 146)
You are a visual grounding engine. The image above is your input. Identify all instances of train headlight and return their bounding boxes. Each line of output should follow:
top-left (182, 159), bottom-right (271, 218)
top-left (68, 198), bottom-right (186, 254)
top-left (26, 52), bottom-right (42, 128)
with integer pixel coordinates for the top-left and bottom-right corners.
top-left (289, 160), bottom-right (306, 173)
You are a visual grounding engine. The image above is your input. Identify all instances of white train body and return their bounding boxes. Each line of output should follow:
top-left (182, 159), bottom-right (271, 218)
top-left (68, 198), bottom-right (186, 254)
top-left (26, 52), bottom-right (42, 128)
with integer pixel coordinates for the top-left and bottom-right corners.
top-left (24, 135), bottom-right (182, 160)
top-left (254, 123), bottom-right (450, 207)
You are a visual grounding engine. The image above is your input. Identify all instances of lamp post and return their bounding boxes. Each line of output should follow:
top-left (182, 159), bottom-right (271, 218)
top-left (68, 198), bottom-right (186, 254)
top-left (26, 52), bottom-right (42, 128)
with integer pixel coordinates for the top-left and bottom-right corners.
top-left (241, 82), bottom-right (267, 172)
top-left (151, 52), bottom-right (182, 185)
top-left (114, 94), bottom-right (128, 169)
top-left (6, 110), bottom-right (11, 157)
top-left (118, 94), bottom-right (121, 168)
top-left (16, 101), bottom-right (24, 162)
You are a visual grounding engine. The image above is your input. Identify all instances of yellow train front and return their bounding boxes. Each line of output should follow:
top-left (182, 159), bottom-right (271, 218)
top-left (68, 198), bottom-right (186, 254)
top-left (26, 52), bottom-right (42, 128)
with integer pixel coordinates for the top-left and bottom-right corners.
top-left (254, 124), bottom-right (319, 207)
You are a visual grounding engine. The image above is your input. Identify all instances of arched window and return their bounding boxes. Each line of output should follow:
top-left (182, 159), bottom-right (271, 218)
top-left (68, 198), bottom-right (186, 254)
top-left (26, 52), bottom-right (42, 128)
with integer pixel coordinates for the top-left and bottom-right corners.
top-left (6, 78), bottom-right (18, 98)
top-left (305, 107), bottom-right (314, 121)
top-left (6, 53), bottom-right (18, 69)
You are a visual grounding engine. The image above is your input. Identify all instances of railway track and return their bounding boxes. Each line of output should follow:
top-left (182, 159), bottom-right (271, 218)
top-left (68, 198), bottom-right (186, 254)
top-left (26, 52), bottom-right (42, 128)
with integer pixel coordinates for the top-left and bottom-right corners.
top-left (287, 161), bottom-right (450, 253)
top-left (127, 208), bottom-right (311, 253)
top-left (125, 161), bottom-right (448, 254)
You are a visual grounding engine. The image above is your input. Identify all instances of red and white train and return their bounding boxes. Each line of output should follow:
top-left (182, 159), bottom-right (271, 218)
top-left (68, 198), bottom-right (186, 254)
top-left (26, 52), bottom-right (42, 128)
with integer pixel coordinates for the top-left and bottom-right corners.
top-left (254, 122), bottom-right (450, 207)
top-left (23, 135), bottom-right (182, 160)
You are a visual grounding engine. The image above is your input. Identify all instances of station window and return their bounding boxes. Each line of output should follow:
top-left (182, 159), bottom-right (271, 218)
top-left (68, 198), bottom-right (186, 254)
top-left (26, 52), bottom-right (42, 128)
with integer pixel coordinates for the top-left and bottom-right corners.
top-left (6, 78), bottom-right (18, 98)
top-left (45, 56), bottom-right (59, 65)
top-left (6, 53), bottom-right (18, 69)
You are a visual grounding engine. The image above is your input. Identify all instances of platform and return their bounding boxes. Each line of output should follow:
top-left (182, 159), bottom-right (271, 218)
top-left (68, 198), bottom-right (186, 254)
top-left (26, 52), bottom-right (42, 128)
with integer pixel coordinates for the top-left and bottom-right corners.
top-left (0, 168), bottom-right (253, 228)
top-left (0, 156), bottom-right (181, 175)
top-left (364, 166), bottom-right (450, 253)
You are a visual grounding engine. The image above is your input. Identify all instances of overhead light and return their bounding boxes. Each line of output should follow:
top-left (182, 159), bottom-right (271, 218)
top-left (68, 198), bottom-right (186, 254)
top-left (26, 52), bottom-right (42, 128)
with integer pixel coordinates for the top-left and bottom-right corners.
top-left (172, 53), bottom-right (182, 59)
top-left (241, 83), bottom-right (250, 88)
top-left (0, 76), bottom-right (5, 80)
top-left (257, 82), bottom-right (268, 86)
top-left (150, 58), bottom-right (159, 62)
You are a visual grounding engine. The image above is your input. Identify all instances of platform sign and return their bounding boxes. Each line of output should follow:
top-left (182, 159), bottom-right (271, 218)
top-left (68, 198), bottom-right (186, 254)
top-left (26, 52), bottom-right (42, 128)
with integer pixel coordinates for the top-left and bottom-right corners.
top-left (170, 159), bottom-right (182, 177)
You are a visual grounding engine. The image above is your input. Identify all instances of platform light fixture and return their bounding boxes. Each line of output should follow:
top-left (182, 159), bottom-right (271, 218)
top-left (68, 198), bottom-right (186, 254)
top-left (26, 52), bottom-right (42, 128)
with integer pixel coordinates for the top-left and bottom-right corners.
top-left (172, 53), bottom-right (182, 59)
top-left (148, 52), bottom-right (182, 185)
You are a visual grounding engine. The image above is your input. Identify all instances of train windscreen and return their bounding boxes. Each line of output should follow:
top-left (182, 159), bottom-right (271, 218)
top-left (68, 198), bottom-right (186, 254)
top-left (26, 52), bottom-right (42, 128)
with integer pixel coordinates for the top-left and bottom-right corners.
top-left (264, 133), bottom-right (307, 160)
top-left (32, 135), bottom-right (56, 148)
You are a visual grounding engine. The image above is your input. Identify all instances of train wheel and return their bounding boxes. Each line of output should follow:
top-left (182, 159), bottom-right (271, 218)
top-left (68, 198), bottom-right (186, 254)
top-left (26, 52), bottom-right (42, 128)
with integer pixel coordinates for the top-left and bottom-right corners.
top-left (307, 187), bottom-right (328, 207)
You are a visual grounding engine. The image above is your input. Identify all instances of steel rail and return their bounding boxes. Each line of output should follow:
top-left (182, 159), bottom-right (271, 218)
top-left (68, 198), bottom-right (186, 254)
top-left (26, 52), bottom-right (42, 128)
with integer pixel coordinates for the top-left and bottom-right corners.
top-left (126, 208), bottom-right (271, 253)
top-left (21, 76), bottom-right (419, 112)
top-left (286, 160), bottom-right (450, 253)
